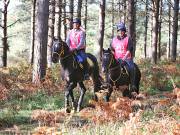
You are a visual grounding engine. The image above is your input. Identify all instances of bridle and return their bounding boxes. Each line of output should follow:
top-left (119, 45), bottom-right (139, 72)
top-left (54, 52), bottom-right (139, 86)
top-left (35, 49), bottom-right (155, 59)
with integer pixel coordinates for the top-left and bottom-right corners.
top-left (52, 41), bottom-right (77, 68)
top-left (52, 41), bottom-right (71, 60)
top-left (103, 52), bottom-right (122, 85)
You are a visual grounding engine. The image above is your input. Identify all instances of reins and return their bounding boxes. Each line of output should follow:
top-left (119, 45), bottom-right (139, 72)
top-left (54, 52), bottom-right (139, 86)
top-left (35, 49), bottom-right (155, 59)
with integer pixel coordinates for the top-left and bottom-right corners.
top-left (106, 53), bottom-right (122, 86)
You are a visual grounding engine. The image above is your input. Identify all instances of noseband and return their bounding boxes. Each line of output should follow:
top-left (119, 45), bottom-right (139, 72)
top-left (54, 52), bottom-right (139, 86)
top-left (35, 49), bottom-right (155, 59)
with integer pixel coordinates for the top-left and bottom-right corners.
top-left (52, 41), bottom-right (73, 60)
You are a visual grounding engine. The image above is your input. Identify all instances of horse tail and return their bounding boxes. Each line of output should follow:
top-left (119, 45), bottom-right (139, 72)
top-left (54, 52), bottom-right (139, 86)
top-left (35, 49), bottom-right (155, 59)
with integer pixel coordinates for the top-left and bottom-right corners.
top-left (86, 53), bottom-right (102, 90)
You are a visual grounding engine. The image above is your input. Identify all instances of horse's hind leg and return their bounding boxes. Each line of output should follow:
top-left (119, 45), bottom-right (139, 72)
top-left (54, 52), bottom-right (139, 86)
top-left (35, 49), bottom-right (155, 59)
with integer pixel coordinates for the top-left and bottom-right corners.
top-left (65, 82), bottom-right (77, 113)
top-left (77, 82), bottom-right (87, 112)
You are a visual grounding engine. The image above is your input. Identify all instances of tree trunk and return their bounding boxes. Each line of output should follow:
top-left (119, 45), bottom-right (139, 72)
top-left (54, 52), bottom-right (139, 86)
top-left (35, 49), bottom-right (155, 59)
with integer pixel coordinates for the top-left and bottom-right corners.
top-left (152, 0), bottom-right (160, 64)
top-left (69, 0), bottom-right (74, 29)
top-left (84, 0), bottom-right (88, 45)
top-left (111, 0), bottom-right (115, 38)
top-left (77, 0), bottom-right (82, 19)
top-left (47, 0), bottom-right (55, 68)
top-left (29, 0), bottom-right (36, 65)
top-left (171, 0), bottom-right (179, 62)
top-left (144, 0), bottom-right (149, 58)
top-left (97, 0), bottom-right (106, 60)
top-left (118, 0), bottom-right (121, 21)
top-left (127, 0), bottom-right (136, 57)
top-left (63, 0), bottom-right (67, 40)
top-left (0, 0), bottom-right (10, 67)
top-left (158, 0), bottom-right (162, 59)
top-left (32, 0), bottom-right (49, 84)
top-left (123, 0), bottom-right (127, 22)
top-left (54, 0), bottom-right (62, 40)
top-left (167, 3), bottom-right (171, 59)
top-left (84, 0), bottom-right (87, 31)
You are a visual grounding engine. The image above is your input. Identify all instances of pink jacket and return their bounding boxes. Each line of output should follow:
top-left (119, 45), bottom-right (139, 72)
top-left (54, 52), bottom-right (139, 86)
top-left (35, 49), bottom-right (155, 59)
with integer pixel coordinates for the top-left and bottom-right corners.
top-left (66, 28), bottom-right (85, 51)
top-left (111, 36), bottom-right (131, 59)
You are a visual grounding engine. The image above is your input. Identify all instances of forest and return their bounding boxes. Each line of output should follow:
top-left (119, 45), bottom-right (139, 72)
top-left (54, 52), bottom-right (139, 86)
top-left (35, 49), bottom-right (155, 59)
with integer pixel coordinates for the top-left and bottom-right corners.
top-left (0, 0), bottom-right (179, 134)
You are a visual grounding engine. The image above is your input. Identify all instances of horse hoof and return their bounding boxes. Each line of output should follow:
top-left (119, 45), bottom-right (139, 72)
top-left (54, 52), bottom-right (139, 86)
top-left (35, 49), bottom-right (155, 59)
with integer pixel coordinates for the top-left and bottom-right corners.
top-left (65, 108), bottom-right (71, 113)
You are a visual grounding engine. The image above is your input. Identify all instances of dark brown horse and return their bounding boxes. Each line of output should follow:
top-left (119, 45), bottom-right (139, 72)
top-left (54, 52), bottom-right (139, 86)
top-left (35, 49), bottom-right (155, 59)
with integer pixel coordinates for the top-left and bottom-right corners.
top-left (52, 39), bottom-right (102, 112)
top-left (101, 48), bottom-right (141, 101)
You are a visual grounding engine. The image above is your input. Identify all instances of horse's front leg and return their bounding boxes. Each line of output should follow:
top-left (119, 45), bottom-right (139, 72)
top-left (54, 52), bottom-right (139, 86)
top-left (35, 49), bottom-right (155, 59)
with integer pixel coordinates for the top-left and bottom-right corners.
top-left (105, 86), bottom-right (113, 102)
top-left (65, 82), bottom-right (77, 113)
top-left (77, 82), bottom-right (87, 112)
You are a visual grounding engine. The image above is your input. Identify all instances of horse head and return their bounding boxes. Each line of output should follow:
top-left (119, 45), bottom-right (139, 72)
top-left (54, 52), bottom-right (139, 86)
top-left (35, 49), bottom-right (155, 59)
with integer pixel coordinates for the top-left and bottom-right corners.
top-left (52, 38), bottom-right (70, 63)
top-left (102, 48), bottom-right (115, 73)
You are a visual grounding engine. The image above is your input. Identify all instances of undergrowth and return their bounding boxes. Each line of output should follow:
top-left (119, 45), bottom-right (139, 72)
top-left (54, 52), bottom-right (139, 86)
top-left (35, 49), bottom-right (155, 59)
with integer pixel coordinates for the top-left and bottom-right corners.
top-left (0, 59), bottom-right (179, 134)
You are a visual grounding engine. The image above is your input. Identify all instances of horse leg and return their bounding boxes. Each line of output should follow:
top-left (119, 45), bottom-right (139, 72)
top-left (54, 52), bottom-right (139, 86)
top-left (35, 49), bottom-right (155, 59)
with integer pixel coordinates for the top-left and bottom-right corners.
top-left (77, 82), bottom-right (87, 112)
top-left (105, 87), bottom-right (113, 102)
top-left (65, 82), bottom-right (77, 113)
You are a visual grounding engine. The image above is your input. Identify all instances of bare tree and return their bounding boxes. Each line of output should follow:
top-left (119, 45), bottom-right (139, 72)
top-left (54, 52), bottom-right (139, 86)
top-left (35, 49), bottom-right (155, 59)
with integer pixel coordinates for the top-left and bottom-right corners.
top-left (47, 0), bottom-right (55, 68)
top-left (151, 0), bottom-right (160, 64)
top-left (97, 0), bottom-right (106, 60)
top-left (32, 0), bottom-right (49, 84)
top-left (0, 0), bottom-right (10, 67)
top-left (158, 0), bottom-right (162, 59)
top-left (167, 2), bottom-right (171, 59)
top-left (127, 0), bottom-right (136, 57)
top-left (29, 0), bottom-right (36, 65)
top-left (63, 0), bottom-right (67, 40)
top-left (144, 0), bottom-right (149, 58)
top-left (171, 0), bottom-right (179, 61)
top-left (84, 0), bottom-right (88, 45)
top-left (77, 0), bottom-right (82, 19)
top-left (111, 0), bottom-right (115, 37)
top-left (123, 0), bottom-right (127, 22)
top-left (69, 0), bottom-right (74, 29)
top-left (54, 0), bottom-right (62, 39)
top-left (84, 0), bottom-right (88, 31)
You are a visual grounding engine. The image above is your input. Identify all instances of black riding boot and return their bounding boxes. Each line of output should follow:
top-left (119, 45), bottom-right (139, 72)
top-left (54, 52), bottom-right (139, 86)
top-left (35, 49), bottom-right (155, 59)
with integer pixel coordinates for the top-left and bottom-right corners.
top-left (83, 60), bottom-right (89, 80)
top-left (129, 67), bottom-right (137, 91)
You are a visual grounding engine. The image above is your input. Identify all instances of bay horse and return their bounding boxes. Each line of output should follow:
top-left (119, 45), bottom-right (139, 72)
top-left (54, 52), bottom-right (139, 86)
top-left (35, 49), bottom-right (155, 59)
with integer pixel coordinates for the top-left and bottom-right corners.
top-left (101, 48), bottom-right (141, 101)
top-left (52, 39), bottom-right (102, 112)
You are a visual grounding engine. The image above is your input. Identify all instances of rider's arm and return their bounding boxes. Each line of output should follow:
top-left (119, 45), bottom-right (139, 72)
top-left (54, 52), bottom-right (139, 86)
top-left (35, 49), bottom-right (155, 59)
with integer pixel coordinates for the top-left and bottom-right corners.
top-left (77, 31), bottom-right (85, 50)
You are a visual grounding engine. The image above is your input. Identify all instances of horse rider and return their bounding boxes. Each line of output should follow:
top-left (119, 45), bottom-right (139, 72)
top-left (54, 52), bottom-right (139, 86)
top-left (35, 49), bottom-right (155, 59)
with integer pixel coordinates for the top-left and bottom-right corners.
top-left (66, 18), bottom-right (89, 80)
top-left (110, 22), bottom-right (136, 90)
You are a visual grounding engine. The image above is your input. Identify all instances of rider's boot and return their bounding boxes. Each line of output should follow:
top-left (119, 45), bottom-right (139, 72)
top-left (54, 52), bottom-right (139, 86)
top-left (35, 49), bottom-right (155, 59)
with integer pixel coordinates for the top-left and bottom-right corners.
top-left (83, 60), bottom-right (90, 80)
top-left (129, 67), bottom-right (137, 91)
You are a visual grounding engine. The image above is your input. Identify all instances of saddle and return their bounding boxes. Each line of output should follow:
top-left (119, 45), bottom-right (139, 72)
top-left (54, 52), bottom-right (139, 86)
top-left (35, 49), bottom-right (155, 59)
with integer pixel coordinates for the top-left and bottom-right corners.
top-left (73, 53), bottom-right (92, 71)
top-left (77, 57), bottom-right (93, 70)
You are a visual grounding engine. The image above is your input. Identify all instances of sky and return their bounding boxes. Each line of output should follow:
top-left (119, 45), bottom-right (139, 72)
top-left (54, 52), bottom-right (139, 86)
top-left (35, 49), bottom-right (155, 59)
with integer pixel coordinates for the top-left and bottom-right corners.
top-left (0, 0), bottom-right (21, 12)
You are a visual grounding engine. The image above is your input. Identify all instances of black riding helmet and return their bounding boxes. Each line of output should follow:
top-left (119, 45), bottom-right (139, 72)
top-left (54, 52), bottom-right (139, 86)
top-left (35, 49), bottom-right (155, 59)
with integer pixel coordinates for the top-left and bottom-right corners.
top-left (117, 22), bottom-right (126, 32)
top-left (73, 18), bottom-right (81, 25)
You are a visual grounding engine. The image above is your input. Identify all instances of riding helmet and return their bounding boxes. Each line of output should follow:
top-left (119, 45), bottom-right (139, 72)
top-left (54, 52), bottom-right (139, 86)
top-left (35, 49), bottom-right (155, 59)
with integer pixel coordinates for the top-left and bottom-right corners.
top-left (117, 22), bottom-right (126, 32)
top-left (73, 18), bottom-right (81, 25)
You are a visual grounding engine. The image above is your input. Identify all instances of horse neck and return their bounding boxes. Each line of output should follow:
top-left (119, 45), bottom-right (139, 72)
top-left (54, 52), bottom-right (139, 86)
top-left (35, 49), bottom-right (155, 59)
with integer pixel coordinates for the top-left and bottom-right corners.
top-left (60, 44), bottom-right (75, 70)
top-left (109, 57), bottom-right (119, 69)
